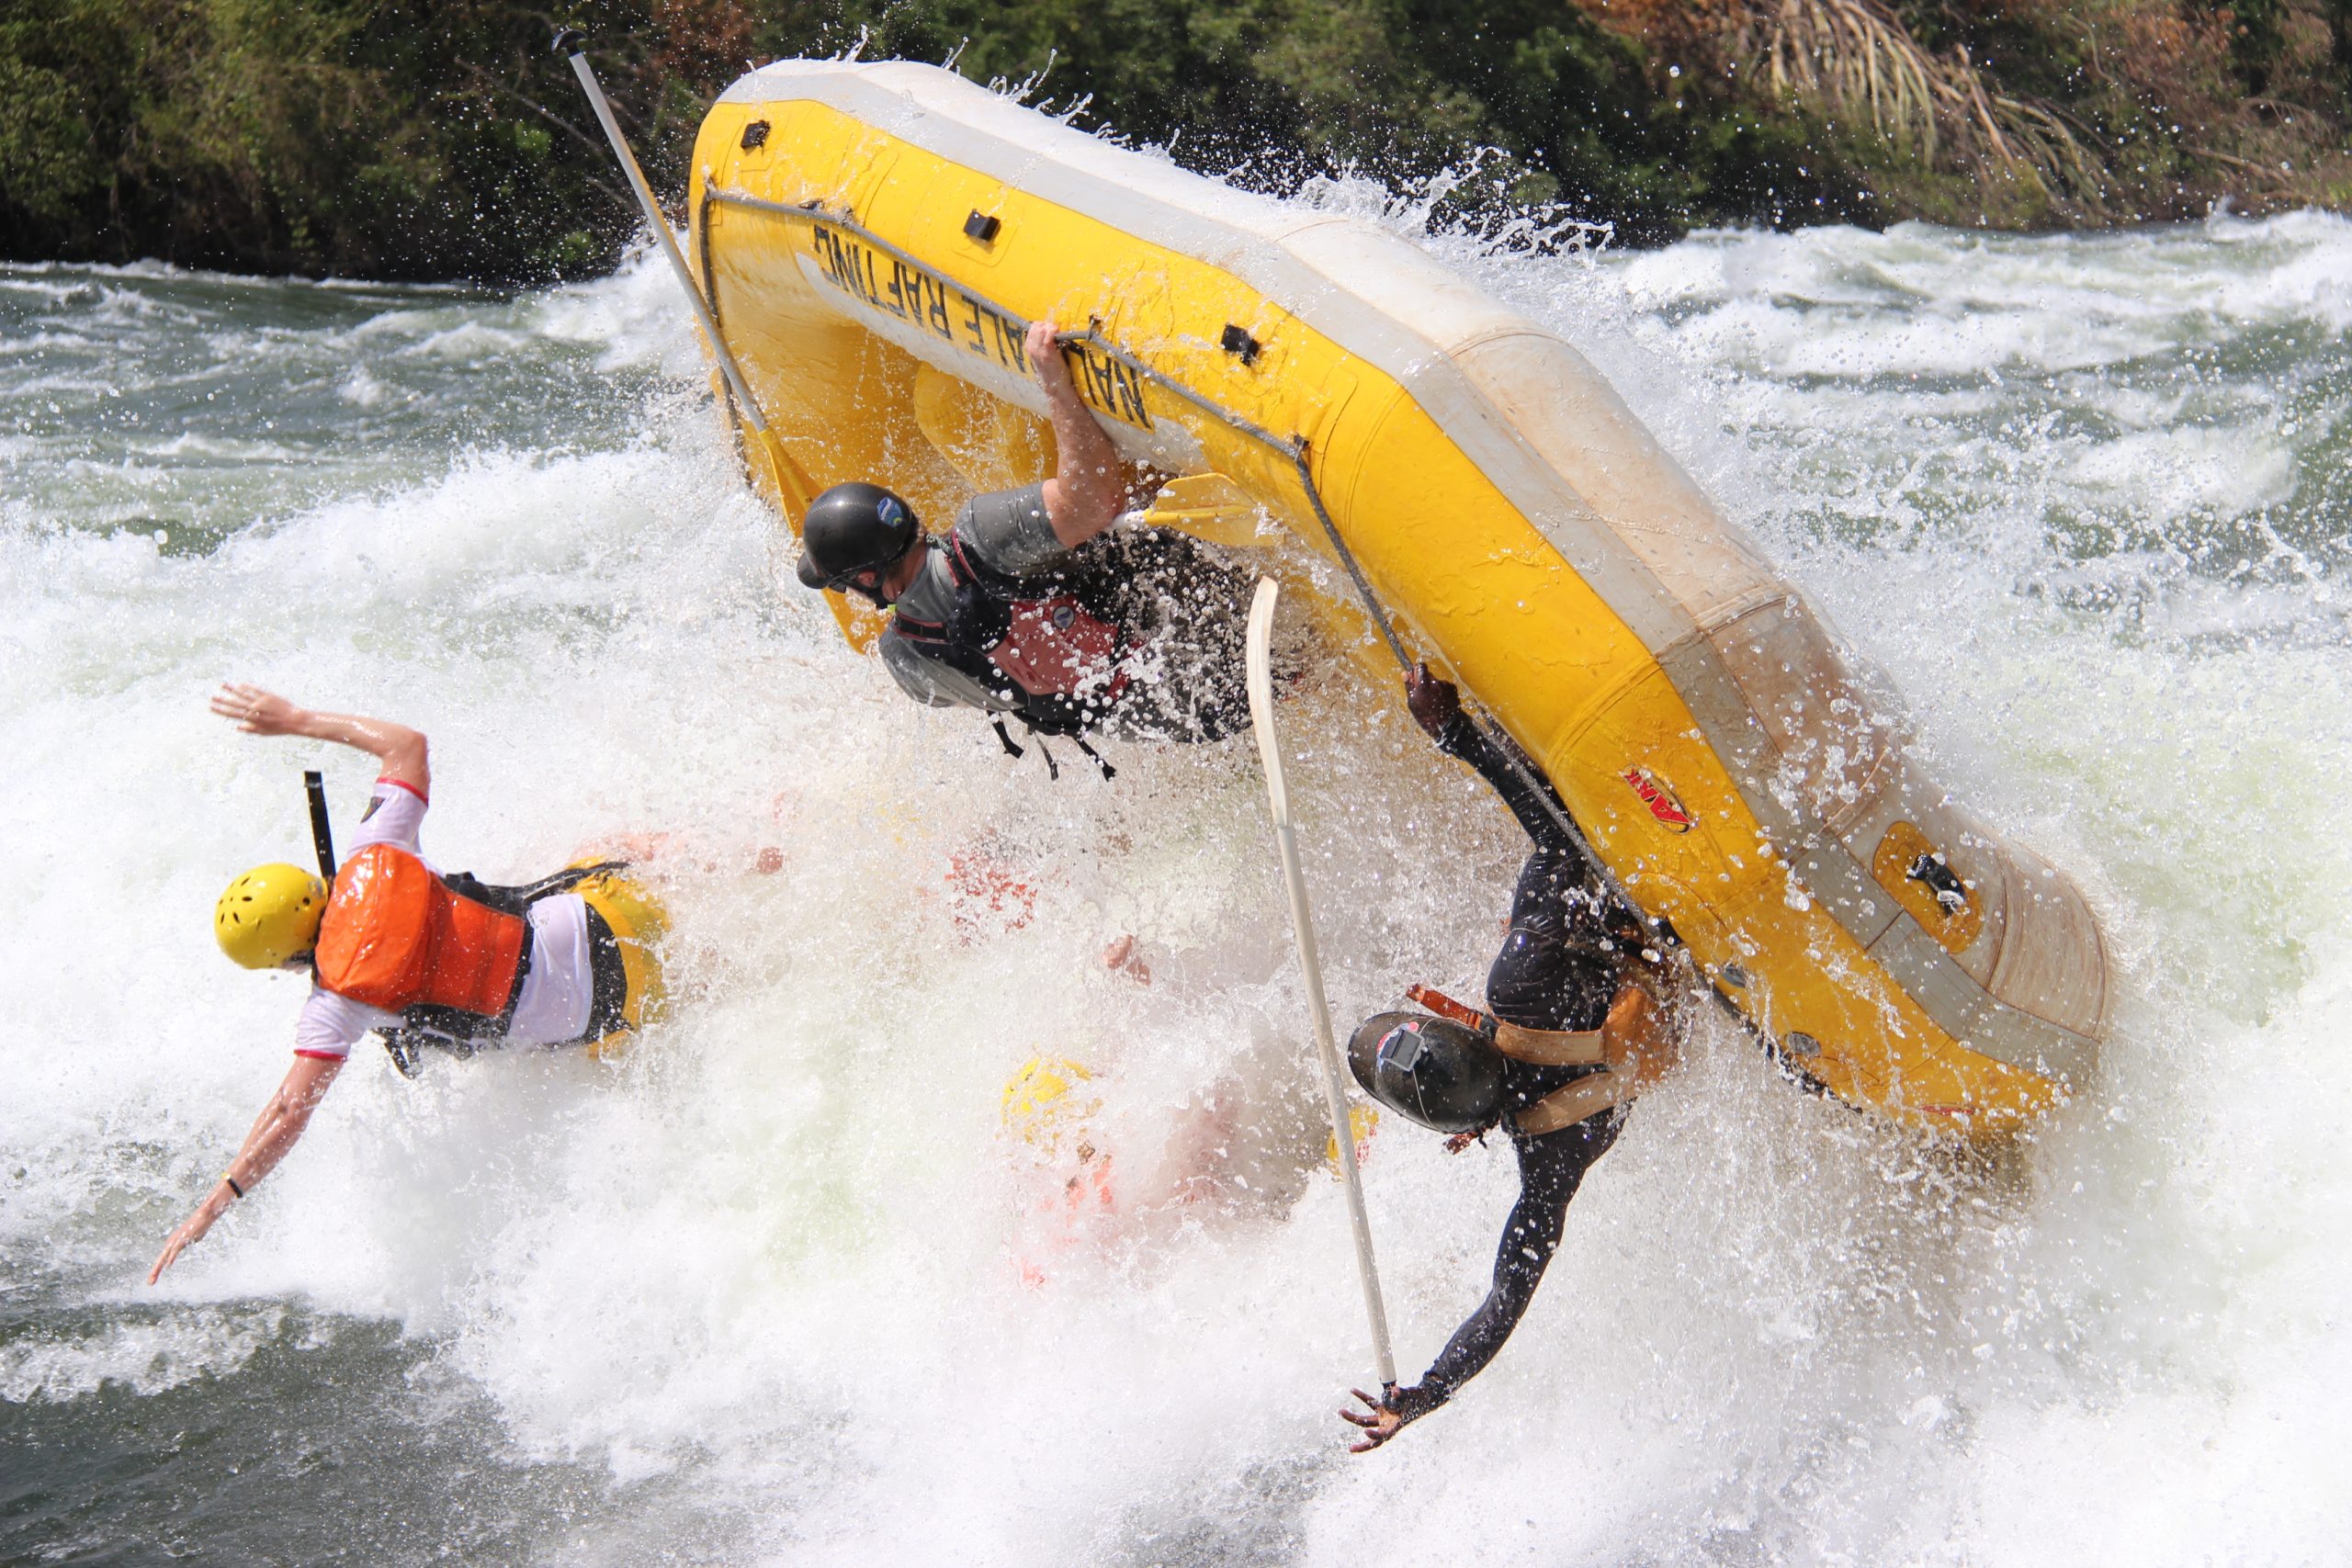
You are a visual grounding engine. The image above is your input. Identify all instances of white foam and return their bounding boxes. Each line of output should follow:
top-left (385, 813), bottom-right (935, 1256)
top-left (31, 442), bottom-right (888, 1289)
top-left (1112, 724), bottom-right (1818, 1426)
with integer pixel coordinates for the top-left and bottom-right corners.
top-left (4, 207), bottom-right (2348, 1558)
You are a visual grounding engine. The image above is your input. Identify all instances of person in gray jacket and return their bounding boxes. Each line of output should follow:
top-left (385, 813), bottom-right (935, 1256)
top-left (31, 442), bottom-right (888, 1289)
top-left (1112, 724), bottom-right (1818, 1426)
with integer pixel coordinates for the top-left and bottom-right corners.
top-left (794, 319), bottom-right (1250, 768)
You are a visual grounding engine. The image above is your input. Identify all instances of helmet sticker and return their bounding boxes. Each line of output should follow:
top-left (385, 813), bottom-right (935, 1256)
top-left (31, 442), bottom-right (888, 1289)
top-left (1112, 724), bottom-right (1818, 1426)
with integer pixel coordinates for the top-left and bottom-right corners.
top-left (876, 495), bottom-right (905, 526)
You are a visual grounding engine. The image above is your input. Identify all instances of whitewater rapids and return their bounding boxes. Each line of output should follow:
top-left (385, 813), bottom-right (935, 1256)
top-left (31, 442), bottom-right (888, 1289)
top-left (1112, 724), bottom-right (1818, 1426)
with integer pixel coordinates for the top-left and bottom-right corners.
top-left (3, 203), bottom-right (2348, 1563)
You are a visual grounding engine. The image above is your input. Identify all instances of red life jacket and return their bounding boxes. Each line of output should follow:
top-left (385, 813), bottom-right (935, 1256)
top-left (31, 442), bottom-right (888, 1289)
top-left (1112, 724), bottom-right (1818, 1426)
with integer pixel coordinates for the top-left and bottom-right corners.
top-left (987, 592), bottom-right (1131, 702)
top-left (313, 843), bottom-right (527, 1021)
top-left (889, 525), bottom-right (1255, 752)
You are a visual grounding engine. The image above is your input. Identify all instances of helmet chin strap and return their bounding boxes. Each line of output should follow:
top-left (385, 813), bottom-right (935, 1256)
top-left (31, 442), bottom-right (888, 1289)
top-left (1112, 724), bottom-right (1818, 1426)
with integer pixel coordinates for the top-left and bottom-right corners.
top-left (837, 536), bottom-right (926, 609)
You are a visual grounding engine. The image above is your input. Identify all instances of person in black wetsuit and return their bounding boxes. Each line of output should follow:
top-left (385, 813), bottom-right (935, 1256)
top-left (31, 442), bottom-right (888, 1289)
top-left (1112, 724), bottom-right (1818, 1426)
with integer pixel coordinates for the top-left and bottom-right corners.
top-left (1338, 666), bottom-right (1680, 1452)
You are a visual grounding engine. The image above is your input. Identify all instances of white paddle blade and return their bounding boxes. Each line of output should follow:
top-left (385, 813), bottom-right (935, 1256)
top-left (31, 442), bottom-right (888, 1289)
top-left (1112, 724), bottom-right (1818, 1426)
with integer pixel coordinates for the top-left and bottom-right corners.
top-left (1245, 578), bottom-right (1288, 826)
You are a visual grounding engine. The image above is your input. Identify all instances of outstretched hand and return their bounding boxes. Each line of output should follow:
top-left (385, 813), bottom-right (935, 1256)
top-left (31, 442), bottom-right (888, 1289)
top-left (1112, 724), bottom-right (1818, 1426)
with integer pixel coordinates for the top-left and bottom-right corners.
top-left (211, 682), bottom-right (308, 737)
top-left (149, 1190), bottom-right (228, 1283)
top-left (1339, 1385), bottom-right (1408, 1453)
top-left (1404, 663), bottom-right (1461, 739)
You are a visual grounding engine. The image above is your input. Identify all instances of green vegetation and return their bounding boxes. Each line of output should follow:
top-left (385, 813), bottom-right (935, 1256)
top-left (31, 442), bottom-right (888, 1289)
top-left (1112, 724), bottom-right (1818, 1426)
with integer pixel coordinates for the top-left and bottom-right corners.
top-left (3, 0), bottom-right (2348, 280)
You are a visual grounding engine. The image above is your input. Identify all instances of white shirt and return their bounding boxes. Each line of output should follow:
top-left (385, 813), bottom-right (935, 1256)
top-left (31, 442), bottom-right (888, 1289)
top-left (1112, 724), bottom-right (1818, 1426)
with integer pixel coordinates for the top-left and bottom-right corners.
top-left (292, 779), bottom-right (594, 1058)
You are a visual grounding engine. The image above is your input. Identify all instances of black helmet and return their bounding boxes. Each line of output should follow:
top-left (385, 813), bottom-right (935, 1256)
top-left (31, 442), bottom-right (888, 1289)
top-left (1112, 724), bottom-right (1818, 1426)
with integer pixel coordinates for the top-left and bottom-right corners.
top-left (795, 483), bottom-right (922, 605)
top-left (1346, 1011), bottom-right (1507, 1134)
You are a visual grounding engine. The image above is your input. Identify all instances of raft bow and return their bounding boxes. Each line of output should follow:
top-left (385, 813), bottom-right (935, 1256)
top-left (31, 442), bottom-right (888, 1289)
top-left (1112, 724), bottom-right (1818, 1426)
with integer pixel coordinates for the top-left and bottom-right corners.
top-left (685, 60), bottom-right (2109, 1139)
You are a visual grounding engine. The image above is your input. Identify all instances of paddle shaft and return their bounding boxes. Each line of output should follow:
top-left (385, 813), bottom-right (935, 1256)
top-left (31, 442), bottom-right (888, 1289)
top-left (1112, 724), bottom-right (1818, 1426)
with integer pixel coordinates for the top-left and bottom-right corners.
top-left (557, 35), bottom-right (769, 433)
top-left (1245, 578), bottom-right (1398, 1391)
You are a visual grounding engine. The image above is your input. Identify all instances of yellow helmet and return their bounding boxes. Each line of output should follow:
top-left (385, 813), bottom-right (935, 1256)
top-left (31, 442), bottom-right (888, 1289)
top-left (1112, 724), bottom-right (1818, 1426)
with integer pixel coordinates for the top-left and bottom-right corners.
top-left (215, 863), bottom-right (328, 969)
top-left (1001, 1056), bottom-right (1098, 1155)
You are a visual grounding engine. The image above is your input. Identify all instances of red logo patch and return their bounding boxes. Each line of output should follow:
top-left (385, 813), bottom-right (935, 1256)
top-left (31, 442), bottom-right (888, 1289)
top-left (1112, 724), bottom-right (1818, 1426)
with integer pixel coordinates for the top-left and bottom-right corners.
top-left (1623, 767), bottom-right (1695, 833)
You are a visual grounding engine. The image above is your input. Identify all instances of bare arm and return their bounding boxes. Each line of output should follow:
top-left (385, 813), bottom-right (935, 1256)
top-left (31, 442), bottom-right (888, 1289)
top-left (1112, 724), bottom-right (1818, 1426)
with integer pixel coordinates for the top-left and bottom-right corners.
top-left (1026, 319), bottom-right (1127, 549)
top-left (149, 1053), bottom-right (344, 1283)
top-left (212, 683), bottom-right (429, 796)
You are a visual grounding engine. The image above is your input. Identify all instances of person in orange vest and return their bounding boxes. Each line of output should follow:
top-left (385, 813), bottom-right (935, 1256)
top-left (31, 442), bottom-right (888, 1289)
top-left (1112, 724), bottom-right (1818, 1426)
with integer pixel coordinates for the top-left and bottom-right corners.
top-left (792, 318), bottom-right (1253, 770)
top-left (149, 683), bottom-right (663, 1284)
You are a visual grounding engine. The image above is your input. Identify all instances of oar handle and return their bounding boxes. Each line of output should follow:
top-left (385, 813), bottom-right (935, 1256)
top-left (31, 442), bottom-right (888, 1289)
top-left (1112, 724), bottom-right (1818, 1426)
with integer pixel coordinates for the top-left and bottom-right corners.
top-left (304, 770), bottom-right (336, 882)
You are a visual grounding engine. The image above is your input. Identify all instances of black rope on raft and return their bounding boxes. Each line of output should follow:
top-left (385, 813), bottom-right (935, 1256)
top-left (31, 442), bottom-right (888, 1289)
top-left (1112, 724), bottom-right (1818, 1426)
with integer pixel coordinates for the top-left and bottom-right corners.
top-left (1285, 438), bottom-right (1648, 935)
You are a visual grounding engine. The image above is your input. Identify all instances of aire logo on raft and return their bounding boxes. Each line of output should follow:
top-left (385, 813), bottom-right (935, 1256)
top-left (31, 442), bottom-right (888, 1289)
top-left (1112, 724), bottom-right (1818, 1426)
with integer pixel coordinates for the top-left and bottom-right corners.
top-left (1623, 767), bottom-right (1695, 832)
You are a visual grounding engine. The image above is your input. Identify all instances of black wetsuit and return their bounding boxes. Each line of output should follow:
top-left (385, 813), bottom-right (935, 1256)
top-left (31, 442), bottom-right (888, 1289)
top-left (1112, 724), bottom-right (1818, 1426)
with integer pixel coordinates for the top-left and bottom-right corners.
top-left (1393, 713), bottom-right (1632, 1425)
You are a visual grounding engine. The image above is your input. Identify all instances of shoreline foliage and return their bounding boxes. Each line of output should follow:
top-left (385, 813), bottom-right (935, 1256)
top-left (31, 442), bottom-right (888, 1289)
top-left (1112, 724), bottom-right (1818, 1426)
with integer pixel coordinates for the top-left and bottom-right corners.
top-left (2, 0), bottom-right (2348, 281)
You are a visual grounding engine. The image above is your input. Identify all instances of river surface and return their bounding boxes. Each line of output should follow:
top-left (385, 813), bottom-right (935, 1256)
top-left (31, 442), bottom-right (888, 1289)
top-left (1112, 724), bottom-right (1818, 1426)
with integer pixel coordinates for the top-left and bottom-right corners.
top-left (4, 191), bottom-right (2348, 1564)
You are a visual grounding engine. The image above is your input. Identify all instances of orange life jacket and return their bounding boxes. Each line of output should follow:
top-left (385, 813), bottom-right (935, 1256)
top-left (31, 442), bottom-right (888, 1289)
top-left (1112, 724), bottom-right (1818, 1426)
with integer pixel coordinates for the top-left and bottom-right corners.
top-left (313, 843), bottom-right (527, 1021)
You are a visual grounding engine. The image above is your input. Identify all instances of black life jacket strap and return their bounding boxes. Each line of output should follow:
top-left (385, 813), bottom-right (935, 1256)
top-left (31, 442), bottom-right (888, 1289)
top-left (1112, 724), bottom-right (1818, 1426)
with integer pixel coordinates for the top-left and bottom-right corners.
top-left (986, 715), bottom-right (1114, 783)
top-left (383, 1030), bottom-right (424, 1077)
top-left (581, 902), bottom-right (630, 1042)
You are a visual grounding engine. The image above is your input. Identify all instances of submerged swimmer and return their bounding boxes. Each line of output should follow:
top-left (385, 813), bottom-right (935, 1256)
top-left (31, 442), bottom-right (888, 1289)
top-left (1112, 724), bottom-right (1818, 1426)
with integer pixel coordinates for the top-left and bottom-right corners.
top-left (1338, 668), bottom-right (1682, 1451)
top-left (149, 684), bottom-right (664, 1283)
top-left (793, 319), bottom-right (1252, 762)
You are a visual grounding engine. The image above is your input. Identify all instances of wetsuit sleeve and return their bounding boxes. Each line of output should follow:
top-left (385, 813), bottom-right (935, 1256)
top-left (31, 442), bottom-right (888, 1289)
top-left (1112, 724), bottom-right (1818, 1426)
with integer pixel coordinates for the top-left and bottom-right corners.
top-left (1395, 1111), bottom-right (1625, 1423)
top-left (956, 482), bottom-right (1062, 577)
top-left (1431, 711), bottom-right (1589, 868)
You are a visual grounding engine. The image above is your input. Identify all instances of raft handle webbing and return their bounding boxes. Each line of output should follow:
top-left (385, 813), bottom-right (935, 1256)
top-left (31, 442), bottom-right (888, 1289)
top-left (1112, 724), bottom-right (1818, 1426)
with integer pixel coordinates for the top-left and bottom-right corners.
top-left (704, 187), bottom-right (1640, 914)
top-left (304, 770), bottom-right (335, 883)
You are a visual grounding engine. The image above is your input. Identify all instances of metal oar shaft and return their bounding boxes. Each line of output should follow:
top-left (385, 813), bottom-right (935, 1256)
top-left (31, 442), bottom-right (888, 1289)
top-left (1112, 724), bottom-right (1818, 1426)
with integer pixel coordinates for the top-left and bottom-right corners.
top-left (1246, 578), bottom-right (1397, 1389)
top-left (556, 32), bottom-right (768, 433)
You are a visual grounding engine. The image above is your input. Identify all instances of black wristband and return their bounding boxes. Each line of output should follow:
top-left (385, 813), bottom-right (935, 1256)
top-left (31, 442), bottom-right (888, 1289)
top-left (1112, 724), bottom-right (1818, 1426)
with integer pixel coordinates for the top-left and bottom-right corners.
top-left (221, 1172), bottom-right (245, 1200)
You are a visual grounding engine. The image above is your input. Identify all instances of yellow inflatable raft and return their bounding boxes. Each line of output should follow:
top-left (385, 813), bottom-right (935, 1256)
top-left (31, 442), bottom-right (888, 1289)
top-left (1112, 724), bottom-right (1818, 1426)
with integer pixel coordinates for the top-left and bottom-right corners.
top-left (683, 61), bottom-right (2109, 1139)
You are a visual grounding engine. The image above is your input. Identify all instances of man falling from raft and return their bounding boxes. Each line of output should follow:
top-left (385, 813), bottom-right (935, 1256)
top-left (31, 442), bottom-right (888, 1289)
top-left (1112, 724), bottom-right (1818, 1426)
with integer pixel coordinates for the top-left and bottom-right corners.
top-left (149, 684), bottom-right (664, 1283)
top-left (793, 319), bottom-right (1252, 768)
top-left (1337, 668), bottom-right (1682, 1450)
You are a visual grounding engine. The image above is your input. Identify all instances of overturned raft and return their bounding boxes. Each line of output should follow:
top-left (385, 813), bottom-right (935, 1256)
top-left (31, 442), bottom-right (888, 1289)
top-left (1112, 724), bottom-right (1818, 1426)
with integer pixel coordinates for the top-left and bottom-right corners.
top-left (685, 60), bottom-right (2109, 1138)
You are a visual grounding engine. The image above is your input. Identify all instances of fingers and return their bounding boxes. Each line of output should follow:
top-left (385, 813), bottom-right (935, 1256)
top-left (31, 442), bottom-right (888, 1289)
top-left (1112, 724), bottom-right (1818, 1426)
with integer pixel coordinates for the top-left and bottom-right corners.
top-left (1025, 319), bottom-right (1073, 385)
top-left (209, 683), bottom-right (277, 732)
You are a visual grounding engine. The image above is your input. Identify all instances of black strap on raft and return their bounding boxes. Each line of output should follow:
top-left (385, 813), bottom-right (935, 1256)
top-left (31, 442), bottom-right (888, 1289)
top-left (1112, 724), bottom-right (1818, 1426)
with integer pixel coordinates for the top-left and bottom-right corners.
top-left (305, 771), bottom-right (336, 882)
top-left (1286, 437), bottom-right (1671, 950)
